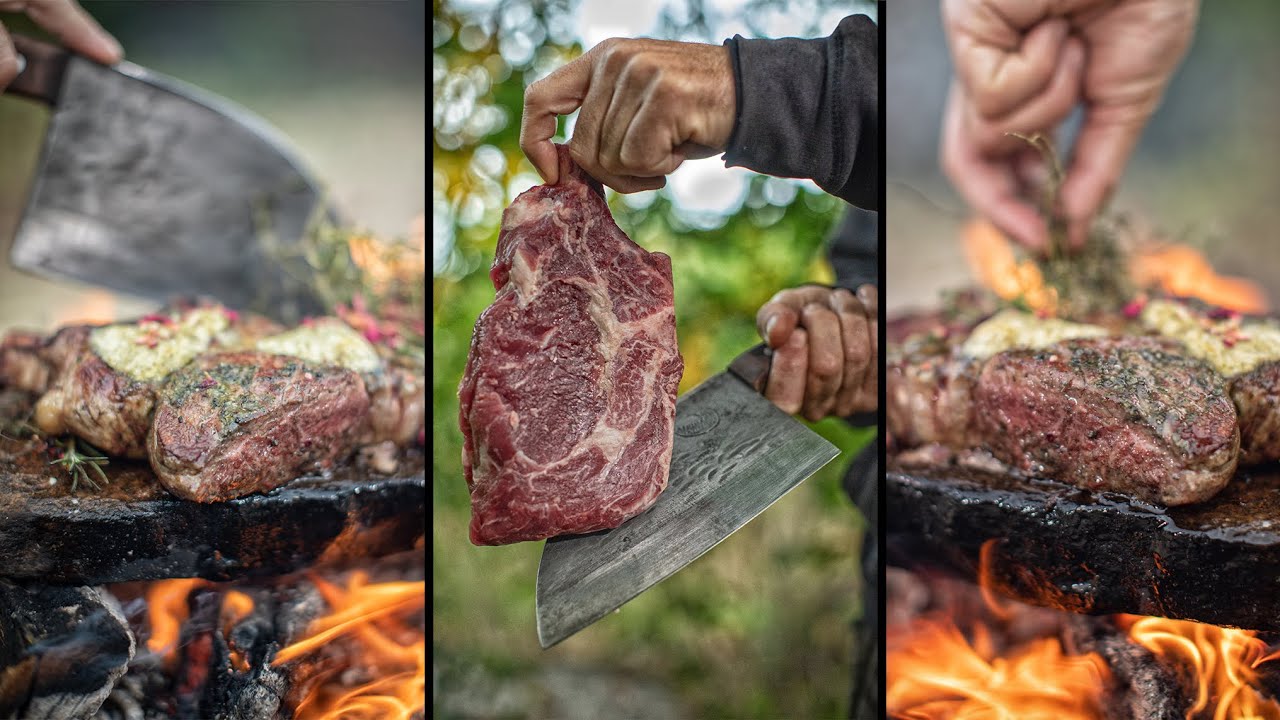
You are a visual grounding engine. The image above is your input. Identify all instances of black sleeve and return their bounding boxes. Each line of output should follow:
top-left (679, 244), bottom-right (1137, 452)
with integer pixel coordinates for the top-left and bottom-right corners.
top-left (828, 207), bottom-right (879, 292)
top-left (722, 14), bottom-right (879, 209)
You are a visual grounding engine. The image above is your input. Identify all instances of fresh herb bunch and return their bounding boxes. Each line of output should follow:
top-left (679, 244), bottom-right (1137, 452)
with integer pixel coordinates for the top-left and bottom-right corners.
top-left (257, 204), bottom-right (426, 365)
top-left (49, 437), bottom-right (110, 492)
top-left (1008, 132), bottom-right (1135, 321)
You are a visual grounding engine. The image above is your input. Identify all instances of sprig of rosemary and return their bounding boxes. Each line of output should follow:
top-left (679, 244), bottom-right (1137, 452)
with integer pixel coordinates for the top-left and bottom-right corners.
top-left (49, 438), bottom-right (110, 492)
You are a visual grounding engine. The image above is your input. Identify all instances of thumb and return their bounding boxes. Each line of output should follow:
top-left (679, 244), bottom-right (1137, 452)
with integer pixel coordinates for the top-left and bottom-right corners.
top-left (756, 304), bottom-right (799, 349)
top-left (1058, 108), bottom-right (1147, 247)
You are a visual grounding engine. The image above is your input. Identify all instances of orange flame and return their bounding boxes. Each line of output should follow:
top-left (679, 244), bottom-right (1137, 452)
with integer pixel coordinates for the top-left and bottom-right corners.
top-left (889, 543), bottom-right (1112, 719)
top-left (1120, 615), bottom-right (1280, 720)
top-left (51, 289), bottom-right (120, 327)
top-left (273, 571), bottom-right (425, 720)
top-left (962, 219), bottom-right (1058, 314)
top-left (962, 218), bottom-right (1269, 315)
top-left (348, 214), bottom-right (428, 291)
top-left (887, 615), bottom-right (1112, 719)
top-left (1132, 246), bottom-right (1268, 314)
top-left (145, 578), bottom-right (210, 662)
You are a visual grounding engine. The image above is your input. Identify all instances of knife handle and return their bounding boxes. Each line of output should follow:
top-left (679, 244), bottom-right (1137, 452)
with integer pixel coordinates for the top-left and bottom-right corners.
top-left (7, 35), bottom-right (70, 106)
top-left (727, 343), bottom-right (771, 394)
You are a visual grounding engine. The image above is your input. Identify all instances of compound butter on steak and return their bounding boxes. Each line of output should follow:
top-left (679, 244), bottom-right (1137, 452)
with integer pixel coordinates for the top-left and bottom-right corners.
top-left (458, 147), bottom-right (684, 546)
top-left (889, 309), bottom-right (1241, 506)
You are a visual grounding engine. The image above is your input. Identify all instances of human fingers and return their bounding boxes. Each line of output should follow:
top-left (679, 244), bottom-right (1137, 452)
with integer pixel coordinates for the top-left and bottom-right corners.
top-left (756, 302), bottom-right (798, 350)
top-left (799, 302), bottom-right (843, 422)
top-left (1057, 104), bottom-right (1149, 248)
top-left (14, 0), bottom-right (121, 64)
top-left (520, 45), bottom-right (602, 184)
top-left (941, 82), bottom-right (1050, 252)
top-left (610, 100), bottom-right (688, 178)
top-left (830, 288), bottom-right (871, 417)
top-left (952, 16), bottom-right (1071, 120)
top-left (859, 286), bottom-right (879, 413)
top-left (765, 327), bottom-right (808, 416)
top-left (564, 40), bottom-right (626, 182)
top-left (963, 37), bottom-right (1085, 158)
top-left (756, 286), bottom-right (837, 348)
top-left (0, 22), bottom-right (18, 91)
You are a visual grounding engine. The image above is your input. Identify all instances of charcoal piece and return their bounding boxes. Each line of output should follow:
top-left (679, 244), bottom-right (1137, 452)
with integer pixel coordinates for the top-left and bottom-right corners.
top-left (887, 465), bottom-right (1280, 632)
top-left (1062, 616), bottom-right (1191, 720)
top-left (0, 447), bottom-right (426, 584)
top-left (0, 582), bottom-right (134, 719)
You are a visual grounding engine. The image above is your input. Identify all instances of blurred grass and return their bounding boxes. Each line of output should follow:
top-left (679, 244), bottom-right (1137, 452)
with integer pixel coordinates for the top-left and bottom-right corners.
top-left (433, 1), bottom-right (871, 718)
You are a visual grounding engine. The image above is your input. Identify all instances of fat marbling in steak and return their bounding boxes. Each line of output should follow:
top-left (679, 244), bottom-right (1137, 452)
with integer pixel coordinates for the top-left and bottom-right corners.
top-left (459, 147), bottom-right (683, 546)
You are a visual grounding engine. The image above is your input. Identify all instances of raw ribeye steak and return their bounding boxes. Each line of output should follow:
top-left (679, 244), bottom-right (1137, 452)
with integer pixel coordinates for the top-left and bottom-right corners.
top-left (459, 148), bottom-right (684, 546)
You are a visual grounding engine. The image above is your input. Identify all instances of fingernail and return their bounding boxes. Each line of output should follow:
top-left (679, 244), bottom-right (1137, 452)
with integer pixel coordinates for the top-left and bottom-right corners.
top-left (765, 316), bottom-right (777, 340)
top-left (102, 36), bottom-right (124, 63)
top-left (856, 285), bottom-right (875, 306)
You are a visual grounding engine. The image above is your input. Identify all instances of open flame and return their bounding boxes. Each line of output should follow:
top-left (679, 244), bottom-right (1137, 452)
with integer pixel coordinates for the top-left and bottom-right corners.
top-left (962, 219), bottom-right (1060, 315)
top-left (887, 614), bottom-right (1111, 719)
top-left (961, 219), bottom-right (1269, 315)
top-left (1121, 615), bottom-right (1280, 720)
top-left (145, 578), bottom-right (209, 664)
top-left (140, 573), bottom-right (425, 719)
top-left (889, 541), bottom-right (1280, 719)
top-left (273, 571), bottom-right (426, 720)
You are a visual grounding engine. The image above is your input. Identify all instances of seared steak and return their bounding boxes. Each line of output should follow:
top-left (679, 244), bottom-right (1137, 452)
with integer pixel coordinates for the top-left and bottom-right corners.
top-left (148, 351), bottom-right (369, 502)
top-left (34, 335), bottom-right (156, 457)
top-left (0, 325), bottom-right (93, 394)
top-left (1140, 299), bottom-right (1280, 465)
top-left (887, 338), bottom-right (981, 450)
top-left (30, 307), bottom-right (265, 457)
top-left (363, 362), bottom-right (426, 446)
top-left (974, 337), bottom-right (1239, 506)
top-left (1229, 361), bottom-right (1280, 465)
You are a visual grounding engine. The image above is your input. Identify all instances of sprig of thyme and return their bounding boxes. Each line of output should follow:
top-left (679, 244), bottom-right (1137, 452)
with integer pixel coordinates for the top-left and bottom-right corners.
top-left (1005, 131), bottom-right (1134, 320)
top-left (49, 438), bottom-right (110, 492)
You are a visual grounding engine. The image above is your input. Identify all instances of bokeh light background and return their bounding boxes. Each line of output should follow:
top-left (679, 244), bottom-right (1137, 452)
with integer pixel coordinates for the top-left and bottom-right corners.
top-left (434, 0), bottom-right (876, 717)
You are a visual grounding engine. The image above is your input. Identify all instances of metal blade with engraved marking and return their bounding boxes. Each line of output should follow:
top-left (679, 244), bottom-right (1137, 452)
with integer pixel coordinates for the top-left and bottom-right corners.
top-left (535, 350), bottom-right (841, 649)
top-left (4, 35), bottom-right (335, 324)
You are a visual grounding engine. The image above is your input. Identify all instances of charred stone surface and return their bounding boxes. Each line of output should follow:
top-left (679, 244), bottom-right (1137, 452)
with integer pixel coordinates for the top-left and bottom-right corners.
top-left (0, 581), bottom-right (134, 719)
top-left (887, 465), bottom-right (1280, 633)
top-left (0, 445), bottom-right (426, 584)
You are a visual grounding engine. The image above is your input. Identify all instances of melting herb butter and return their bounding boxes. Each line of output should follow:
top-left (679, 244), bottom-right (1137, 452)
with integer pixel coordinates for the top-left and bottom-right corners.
top-left (1141, 300), bottom-right (1280, 377)
top-left (255, 319), bottom-right (381, 373)
top-left (90, 309), bottom-right (229, 382)
top-left (961, 309), bottom-right (1108, 359)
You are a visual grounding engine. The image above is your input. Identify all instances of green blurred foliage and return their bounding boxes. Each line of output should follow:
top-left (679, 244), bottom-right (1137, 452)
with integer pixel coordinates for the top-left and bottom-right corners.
top-left (433, 1), bottom-right (873, 717)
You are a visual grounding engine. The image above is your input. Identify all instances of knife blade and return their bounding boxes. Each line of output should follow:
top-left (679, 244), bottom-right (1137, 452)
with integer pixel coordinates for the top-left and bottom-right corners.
top-left (535, 344), bottom-right (842, 649)
top-left (3, 34), bottom-right (337, 325)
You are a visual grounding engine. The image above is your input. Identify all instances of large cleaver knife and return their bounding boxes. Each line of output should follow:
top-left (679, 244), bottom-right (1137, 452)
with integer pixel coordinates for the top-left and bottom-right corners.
top-left (3, 35), bottom-right (335, 324)
top-left (536, 344), bottom-right (843, 648)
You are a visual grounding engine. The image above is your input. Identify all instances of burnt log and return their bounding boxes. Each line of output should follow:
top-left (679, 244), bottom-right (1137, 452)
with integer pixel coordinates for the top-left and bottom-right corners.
top-left (0, 581), bottom-right (134, 719)
top-left (0, 441), bottom-right (425, 585)
top-left (887, 464), bottom-right (1280, 633)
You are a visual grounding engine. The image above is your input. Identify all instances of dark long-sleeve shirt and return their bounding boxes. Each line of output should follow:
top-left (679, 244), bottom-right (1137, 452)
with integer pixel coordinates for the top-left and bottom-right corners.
top-left (722, 14), bottom-right (879, 209)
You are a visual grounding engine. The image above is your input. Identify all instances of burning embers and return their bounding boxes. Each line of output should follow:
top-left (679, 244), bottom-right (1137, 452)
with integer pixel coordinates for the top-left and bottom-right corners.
top-left (109, 557), bottom-right (426, 719)
top-left (887, 563), bottom-right (1280, 720)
